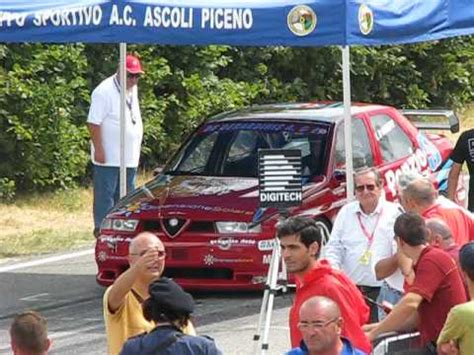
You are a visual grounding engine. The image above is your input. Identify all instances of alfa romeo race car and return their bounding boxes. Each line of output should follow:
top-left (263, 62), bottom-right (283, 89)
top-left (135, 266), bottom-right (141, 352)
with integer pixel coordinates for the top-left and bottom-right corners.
top-left (95, 102), bottom-right (464, 289)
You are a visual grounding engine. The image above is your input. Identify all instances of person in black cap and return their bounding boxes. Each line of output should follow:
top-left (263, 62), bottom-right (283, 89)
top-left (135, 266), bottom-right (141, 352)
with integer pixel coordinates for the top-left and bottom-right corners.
top-left (437, 241), bottom-right (474, 354)
top-left (120, 277), bottom-right (222, 355)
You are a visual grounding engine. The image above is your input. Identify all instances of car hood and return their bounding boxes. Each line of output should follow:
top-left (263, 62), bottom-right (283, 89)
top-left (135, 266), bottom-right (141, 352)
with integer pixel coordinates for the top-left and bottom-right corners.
top-left (109, 174), bottom-right (261, 222)
top-left (108, 174), bottom-right (326, 223)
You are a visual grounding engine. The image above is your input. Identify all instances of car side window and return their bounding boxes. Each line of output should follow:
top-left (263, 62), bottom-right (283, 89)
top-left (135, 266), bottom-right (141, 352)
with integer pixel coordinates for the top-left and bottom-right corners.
top-left (370, 114), bottom-right (414, 162)
top-left (335, 119), bottom-right (374, 169)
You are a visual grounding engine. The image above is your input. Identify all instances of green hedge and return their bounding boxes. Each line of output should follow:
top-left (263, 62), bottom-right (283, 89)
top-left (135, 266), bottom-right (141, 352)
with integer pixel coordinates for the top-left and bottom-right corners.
top-left (0, 38), bottom-right (473, 197)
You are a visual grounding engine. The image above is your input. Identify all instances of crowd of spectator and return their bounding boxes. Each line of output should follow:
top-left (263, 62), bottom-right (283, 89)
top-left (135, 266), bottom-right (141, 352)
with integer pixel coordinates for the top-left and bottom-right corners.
top-left (8, 169), bottom-right (474, 354)
top-left (286, 169), bottom-right (473, 354)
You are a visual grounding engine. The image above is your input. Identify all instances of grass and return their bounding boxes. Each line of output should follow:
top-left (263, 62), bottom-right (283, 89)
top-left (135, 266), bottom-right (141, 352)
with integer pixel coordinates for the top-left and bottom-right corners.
top-left (0, 171), bottom-right (153, 259)
top-left (0, 107), bottom-right (472, 260)
top-left (0, 188), bottom-right (94, 258)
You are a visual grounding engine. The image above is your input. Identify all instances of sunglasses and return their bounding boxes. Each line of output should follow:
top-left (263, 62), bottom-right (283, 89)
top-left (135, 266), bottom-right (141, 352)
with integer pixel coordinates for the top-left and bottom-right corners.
top-left (130, 249), bottom-right (166, 258)
top-left (355, 184), bottom-right (377, 192)
top-left (128, 73), bottom-right (141, 79)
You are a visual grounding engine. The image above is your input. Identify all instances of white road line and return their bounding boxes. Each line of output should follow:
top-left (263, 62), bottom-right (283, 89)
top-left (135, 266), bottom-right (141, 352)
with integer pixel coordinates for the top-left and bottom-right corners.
top-left (48, 323), bottom-right (104, 338)
top-left (0, 249), bottom-right (94, 273)
top-left (20, 292), bottom-right (49, 301)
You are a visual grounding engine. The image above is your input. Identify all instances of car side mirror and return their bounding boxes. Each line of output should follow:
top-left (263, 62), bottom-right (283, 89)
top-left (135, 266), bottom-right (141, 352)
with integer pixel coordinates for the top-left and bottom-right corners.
top-left (333, 169), bottom-right (346, 182)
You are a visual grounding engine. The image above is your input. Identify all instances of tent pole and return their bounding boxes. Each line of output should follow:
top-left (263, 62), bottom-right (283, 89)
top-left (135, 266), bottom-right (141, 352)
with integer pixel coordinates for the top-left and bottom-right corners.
top-left (342, 45), bottom-right (354, 200)
top-left (119, 43), bottom-right (127, 198)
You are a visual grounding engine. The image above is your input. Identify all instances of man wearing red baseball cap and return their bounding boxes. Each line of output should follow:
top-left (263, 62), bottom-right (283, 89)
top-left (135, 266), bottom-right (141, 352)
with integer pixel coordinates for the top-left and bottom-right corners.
top-left (87, 54), bottom-right (145, 237)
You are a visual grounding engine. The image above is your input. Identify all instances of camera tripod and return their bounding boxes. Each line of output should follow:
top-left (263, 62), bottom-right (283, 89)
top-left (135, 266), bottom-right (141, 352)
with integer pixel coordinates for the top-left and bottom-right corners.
top-left (252, 234), bottom-right (290, 355)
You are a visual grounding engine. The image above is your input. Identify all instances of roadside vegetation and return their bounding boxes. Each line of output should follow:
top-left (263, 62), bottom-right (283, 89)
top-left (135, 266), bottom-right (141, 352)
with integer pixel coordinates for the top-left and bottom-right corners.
top-left (1, 39), bottom-right (473, 200)
top-left (0, 188), bottom-right (92, 258)
top-left (0, 173), bottom-right (151, 259)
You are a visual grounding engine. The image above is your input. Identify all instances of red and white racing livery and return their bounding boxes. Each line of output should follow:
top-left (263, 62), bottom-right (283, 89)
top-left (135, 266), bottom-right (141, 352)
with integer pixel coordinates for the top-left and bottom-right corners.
top-left (95, 102), bottom-right (465, 289)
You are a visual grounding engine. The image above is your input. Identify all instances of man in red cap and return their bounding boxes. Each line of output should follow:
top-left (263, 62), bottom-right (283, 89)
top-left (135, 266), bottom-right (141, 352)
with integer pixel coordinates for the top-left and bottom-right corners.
top-left (87, 54), bottom-right (144, 237)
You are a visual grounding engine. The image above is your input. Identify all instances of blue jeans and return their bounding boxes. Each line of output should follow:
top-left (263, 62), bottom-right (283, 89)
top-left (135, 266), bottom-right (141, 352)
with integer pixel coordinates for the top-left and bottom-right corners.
top-left (377, 281), bottom-right (403, 321)
top-left (93, 165), bottom-right (137, 232)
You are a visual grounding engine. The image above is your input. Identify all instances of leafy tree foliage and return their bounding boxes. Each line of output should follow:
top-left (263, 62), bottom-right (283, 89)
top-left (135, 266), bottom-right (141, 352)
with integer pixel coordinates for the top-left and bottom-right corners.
top-left (0, 44), bottom-right (90, 197)
top-left (0, 38), bottom-right (472, 197)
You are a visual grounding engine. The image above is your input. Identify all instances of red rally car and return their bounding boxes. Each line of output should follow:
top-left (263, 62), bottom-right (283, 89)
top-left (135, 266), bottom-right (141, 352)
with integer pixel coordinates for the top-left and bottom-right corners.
top-left (95, 102), bottom-right (465, 290)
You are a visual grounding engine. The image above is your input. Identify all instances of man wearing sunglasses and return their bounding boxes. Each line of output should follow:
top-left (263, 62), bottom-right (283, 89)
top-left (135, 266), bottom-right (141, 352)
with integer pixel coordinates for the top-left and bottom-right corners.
top-left (325, 168), bottom-right (403, 323)
top-left (286, 296), bottom-right (366, 355)
top-left (87, 54), bottom-right (144, 238)
top-left (103, 232), bottom-right (195, 355)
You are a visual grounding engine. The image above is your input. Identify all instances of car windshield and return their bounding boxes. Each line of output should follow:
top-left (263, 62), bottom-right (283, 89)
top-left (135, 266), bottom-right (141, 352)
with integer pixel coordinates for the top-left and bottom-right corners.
top-left (165, 120), bottom-right (331, 179)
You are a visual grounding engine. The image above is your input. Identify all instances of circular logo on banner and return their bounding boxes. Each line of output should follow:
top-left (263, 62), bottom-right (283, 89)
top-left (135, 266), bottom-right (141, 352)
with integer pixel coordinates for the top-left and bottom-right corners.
top-left (287, 5), bottom-right (317, 37)
top-left (358, 4), bottom-right (374, 35)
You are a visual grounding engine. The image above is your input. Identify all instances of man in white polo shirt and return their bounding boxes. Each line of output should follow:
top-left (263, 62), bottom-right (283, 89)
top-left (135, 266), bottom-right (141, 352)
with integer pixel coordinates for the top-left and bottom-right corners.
top-left (87, 54), bottom-right (144, 237)
top-left (324, 167), bottom-right (401, 322)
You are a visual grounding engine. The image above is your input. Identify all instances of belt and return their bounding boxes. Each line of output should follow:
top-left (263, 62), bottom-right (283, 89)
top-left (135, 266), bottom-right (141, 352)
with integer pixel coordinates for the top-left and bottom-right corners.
top-left (382, 281), bottom-right (403, 295)
top-left (357, 285), bottom-right (381, 293)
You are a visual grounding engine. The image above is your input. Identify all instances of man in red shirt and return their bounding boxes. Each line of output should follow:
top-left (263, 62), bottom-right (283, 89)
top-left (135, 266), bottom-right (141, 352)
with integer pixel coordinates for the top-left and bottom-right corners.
top-left (398, 175), bottom-right (474, 245)
top-left (277, 216), bottom-right (371, 353)
top-left (365, 212), bottom-right (467, 350)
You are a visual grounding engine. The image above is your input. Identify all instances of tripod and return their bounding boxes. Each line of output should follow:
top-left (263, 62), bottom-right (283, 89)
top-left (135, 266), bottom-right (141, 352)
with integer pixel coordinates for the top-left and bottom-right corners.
top-left (253, 213), bottom-right (292, 355)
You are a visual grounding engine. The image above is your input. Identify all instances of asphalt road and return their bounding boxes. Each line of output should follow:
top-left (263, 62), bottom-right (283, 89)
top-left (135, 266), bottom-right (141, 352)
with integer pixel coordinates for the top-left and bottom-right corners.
top-left (0, 249), bottom-right (292, 354)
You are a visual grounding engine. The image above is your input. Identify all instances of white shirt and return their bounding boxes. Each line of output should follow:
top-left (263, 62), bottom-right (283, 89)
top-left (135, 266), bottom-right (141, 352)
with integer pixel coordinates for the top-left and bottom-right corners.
top-left (370, 219), bottom-right (405, 293)
top-left (87, 75), bottom-right (143, 168)
top-left (324, 198), bottom-right (402, 288)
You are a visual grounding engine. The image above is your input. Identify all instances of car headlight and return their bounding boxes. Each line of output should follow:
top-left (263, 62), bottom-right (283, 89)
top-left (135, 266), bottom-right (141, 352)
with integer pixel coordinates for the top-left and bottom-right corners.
top-left (215, 221), bottom-right (261, 234)
top-left (101, 218), bottom-right (139, 232)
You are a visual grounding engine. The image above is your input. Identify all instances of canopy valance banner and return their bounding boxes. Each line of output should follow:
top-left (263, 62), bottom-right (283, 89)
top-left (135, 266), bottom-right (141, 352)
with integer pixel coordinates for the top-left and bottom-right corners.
top-left (1, 1), bottom-right (473, 46)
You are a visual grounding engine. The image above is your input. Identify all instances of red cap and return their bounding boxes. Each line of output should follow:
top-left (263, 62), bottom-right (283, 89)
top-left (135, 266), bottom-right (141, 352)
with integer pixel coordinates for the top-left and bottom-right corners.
top-left (126, 55), bottom-right (144, 74)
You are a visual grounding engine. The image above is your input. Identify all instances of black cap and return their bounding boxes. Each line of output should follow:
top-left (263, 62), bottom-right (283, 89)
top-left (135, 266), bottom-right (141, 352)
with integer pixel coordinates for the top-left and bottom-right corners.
top-left (148, 277), bottom-right (195, 314)
top-left (460, 241), bottom-right (474, 273)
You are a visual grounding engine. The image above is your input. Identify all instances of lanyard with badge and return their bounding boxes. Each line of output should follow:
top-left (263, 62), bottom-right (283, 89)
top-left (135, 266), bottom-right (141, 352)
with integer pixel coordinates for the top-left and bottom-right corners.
top-left (113, 75), bottom-right (136, 125)
top-left (357, 208), bottom-right (383, 265)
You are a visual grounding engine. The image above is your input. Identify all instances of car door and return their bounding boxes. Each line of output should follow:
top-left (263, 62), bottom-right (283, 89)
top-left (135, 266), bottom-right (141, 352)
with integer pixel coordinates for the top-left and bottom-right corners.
top-left (366, 110), bottom-right (421, 201)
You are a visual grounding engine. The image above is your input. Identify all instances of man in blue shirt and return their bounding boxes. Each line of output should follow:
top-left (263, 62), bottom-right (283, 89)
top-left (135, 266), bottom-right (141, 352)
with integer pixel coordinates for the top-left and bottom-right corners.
top-left (286, 296), bottom-right (367, 355)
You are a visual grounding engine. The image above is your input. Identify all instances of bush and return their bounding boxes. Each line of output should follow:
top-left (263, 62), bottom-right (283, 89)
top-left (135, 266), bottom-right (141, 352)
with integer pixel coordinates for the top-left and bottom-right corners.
top-left (0, 44), bottom-right (90, 192)
top-left (0, 177), bottom-right (15, 201)
top-left (1, 38), bottom-right (473, 196)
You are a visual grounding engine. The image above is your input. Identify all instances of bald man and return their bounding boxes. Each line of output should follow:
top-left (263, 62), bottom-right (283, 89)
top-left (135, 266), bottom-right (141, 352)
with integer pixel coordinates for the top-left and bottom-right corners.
top-left (426, 218), bottom-right (460, 264)
top-left (286, 296), bottom-right (367, 355)
top-left (398, 175), bottom-right (473, 245)
top-left (103, 232), bottom-right (194, 354)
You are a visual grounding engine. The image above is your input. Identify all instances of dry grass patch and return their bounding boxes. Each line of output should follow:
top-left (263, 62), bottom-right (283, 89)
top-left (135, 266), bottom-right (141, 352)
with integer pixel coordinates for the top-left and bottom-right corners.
top-left (0, 170), bottom-right (154, 259)
top-left (0, 188), bottom-right (94, 258)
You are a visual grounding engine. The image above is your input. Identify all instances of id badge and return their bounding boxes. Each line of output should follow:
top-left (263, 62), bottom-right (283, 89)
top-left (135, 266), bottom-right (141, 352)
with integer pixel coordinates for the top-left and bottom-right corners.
top-left (359, 249), bottom-right (372, 265)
